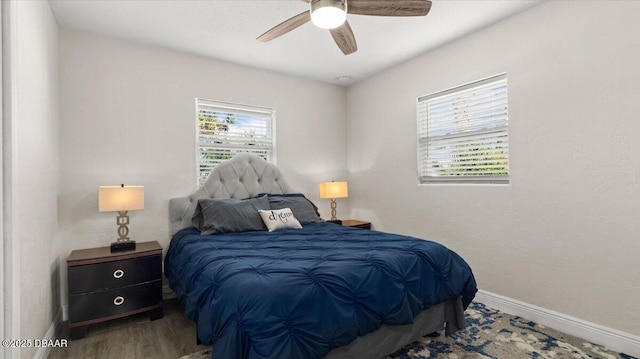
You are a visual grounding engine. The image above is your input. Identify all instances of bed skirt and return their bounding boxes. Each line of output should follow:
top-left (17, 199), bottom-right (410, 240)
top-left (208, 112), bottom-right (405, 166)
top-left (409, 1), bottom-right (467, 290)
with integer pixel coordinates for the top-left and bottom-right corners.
top-left (325, 296), bottom-right (465, 359)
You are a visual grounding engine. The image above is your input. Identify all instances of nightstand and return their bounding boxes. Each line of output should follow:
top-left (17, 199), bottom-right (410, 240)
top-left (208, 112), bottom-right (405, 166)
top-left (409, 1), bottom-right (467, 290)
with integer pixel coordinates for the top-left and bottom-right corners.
top-left (342, 219), bottom-right (372, 230)
top-left (67, 241), bottom-right (163, 340)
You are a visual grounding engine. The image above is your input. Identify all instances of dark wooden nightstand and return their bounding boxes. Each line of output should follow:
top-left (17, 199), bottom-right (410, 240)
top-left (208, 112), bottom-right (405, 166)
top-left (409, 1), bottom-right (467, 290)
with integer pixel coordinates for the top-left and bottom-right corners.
top-left (67, 241), bottom-right (163, 340)
top-left (342, 219), bottom-right (372, 230)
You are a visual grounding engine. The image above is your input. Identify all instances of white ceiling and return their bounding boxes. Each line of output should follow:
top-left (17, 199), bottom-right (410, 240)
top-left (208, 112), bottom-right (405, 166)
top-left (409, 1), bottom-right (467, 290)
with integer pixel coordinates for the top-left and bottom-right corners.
top-left (49, 0), bottom-right (543, 86)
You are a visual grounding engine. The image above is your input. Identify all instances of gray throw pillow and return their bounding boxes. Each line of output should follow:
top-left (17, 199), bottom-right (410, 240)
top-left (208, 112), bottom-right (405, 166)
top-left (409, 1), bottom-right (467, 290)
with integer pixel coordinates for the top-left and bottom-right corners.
top-left (266, 194), bottom-right (321, 224)
top-left (192, 196), bottom-right (270, 235)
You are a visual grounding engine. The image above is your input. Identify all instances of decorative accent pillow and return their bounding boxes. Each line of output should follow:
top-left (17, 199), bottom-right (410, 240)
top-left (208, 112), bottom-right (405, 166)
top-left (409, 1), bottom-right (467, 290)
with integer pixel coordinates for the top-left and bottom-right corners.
top-left (258, 208), bottom-right (303, 232)
top-left (192, 196), bottom-right (270, 235)
top-left (258, 193), bottom-right (322, 223)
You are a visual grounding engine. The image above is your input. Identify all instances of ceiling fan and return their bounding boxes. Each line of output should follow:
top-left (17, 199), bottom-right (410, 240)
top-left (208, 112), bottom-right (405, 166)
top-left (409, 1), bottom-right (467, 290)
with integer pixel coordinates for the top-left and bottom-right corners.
top-left (257, 0), bottom-right (432, 55)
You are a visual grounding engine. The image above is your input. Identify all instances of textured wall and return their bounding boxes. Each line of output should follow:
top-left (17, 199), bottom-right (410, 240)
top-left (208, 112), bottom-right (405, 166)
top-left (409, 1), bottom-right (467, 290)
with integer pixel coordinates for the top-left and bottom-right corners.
top-left (58, 29), bottom-right (347, 313)
top-left (15, 1), bottom-right (60, 357)
top-left (346, 1), bottom-right (640, 336)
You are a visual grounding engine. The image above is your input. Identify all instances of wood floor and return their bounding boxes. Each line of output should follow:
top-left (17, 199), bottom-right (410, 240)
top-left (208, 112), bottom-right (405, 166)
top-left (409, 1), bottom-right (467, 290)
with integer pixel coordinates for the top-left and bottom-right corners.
top-left (49, 299), bottom-right (208, 359)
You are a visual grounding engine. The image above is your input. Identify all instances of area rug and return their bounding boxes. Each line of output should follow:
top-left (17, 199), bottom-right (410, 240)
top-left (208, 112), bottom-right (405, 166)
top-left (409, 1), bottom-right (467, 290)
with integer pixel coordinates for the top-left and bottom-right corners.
top-left (181, 302), bottom-right (636, 359)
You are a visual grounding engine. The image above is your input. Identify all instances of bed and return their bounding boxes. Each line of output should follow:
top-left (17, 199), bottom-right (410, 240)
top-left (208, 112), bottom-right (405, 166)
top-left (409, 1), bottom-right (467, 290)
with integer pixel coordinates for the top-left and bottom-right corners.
top-left (165, 153), bottom-right (477, 359)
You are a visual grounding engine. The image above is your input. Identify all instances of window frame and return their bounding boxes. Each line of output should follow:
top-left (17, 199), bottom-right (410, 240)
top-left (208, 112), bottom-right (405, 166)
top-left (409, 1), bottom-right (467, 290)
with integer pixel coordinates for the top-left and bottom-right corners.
top-left (416, 73), bottom-right (509, 185)
top-left (195, 98), bottom-right (276, 187)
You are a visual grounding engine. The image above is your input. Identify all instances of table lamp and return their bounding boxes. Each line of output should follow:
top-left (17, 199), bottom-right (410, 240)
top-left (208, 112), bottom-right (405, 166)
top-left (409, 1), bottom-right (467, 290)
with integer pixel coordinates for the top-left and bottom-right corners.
top-left (319, 181), bottom-right (348, 221)
top-left (99, 184), bottom-right (144, 252)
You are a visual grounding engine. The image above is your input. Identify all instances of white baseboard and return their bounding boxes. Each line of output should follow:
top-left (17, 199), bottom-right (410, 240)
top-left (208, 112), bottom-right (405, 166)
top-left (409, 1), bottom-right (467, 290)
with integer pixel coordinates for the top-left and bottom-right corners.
top-left (162, 284), bottom-right (176, 300)
top-left (474, 289), bottom-right (640, 358)
top-left (33, 308), bottom-right (62, 359)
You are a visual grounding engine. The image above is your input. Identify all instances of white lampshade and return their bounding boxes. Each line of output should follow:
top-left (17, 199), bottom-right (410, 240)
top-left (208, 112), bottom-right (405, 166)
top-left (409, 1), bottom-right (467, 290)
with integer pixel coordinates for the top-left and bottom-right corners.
top-left (311, 0), bottom-right (347, 29)
top-left (99, 185), bottom-right (144, 212)
top-left (319, 181), bottom-right (348, 199)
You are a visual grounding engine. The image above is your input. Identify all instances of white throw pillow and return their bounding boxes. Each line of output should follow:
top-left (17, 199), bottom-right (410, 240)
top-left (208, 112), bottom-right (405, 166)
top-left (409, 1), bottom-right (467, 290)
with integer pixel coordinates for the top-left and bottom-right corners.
top-left (258, 208), bottom-right (303, 232)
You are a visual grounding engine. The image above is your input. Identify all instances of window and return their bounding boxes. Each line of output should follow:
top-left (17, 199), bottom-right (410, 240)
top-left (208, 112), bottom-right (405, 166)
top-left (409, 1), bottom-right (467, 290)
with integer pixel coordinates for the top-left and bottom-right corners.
top-left (417, 74), bottom-right (509, 184)
top-left (196, 99), bottom-right (275, 187)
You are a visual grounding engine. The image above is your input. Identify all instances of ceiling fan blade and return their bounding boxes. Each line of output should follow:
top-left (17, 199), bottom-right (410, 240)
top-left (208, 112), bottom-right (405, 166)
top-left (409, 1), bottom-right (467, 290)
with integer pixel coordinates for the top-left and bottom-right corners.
top-left (330, 21), bottom-right (358, 55)
top-left (257, 11), bottom-right (311, 42)
top-left (348, 0), bottom-right (432, 16)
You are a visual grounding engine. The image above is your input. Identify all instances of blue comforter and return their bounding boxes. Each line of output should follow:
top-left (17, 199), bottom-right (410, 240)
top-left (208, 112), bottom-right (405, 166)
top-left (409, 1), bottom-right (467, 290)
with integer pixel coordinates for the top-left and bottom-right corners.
top-left (165, 223), bottom-right (477, 359)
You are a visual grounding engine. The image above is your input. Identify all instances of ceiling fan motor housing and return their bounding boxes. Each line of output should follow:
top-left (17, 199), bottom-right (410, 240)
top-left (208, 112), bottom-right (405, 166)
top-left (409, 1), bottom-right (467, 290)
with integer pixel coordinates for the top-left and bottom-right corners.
top-left (311, 0), bottom-right (347, 29)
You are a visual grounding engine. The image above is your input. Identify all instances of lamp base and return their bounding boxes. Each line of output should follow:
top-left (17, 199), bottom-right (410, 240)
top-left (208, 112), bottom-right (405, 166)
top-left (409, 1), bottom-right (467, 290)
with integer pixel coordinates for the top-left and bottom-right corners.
top-left (110, 241), bottom-right (136, 252)
top-left (326, 219), bottom-right (342, 225)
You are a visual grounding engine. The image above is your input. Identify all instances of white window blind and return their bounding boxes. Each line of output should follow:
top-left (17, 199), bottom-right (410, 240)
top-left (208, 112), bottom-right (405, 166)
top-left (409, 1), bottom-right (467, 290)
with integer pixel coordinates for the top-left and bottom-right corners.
top-left (196, 99), bottom-right (275, 187)
top-left (417, 74), bottom-right (509, 184)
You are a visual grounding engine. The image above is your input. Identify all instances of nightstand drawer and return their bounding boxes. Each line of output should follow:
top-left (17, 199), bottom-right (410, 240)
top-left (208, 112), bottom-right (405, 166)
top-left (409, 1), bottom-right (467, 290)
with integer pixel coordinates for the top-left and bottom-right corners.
top-left (69, 280), bottom-right (161, 323)
top-left (68, 255), bottom-right (161, 295)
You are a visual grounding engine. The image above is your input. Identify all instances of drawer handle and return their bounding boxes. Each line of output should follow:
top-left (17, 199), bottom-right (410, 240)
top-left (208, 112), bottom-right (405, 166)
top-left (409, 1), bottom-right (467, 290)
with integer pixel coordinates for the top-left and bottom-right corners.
top-left (113, 296), bottom-right (125, 306)
top-left (113, 269), bottom-right (125, 279)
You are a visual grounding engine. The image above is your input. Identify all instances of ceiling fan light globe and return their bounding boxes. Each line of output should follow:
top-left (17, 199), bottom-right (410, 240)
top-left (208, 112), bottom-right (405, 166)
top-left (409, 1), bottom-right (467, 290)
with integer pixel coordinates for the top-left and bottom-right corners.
top-left (311, 0), bottom-right (347, 30)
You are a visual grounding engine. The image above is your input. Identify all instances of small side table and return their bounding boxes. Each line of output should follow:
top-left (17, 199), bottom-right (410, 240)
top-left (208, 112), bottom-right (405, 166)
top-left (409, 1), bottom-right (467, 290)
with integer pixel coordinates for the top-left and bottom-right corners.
top-left (341, 219), bottom-right (372, 230)
top-left (67, 241), bottom-right (163, 339)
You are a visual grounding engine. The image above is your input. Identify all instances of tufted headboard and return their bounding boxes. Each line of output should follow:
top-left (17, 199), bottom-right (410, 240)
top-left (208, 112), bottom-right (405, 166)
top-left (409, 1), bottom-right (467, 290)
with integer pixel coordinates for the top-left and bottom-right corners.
top-left (169, 153), bottom-right (296, 236)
